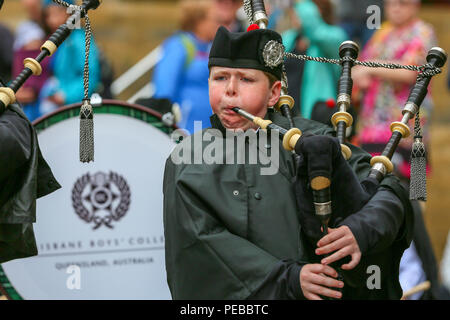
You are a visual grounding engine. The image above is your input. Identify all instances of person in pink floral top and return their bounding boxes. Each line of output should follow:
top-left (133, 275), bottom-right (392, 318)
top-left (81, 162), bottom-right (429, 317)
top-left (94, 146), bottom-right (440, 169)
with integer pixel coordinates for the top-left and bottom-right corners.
top-left (351, 0), bottom-right (437, 179)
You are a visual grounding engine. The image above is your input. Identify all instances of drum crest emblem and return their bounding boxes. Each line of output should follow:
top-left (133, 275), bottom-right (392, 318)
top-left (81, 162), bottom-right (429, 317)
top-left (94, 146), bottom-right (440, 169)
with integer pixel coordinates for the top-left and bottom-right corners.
top-left (72, 171), bottom-right (131, 229)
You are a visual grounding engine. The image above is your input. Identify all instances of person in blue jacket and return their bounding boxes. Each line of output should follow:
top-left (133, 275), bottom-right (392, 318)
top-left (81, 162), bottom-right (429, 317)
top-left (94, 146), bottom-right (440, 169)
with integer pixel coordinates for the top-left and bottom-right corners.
top-left (39, 0), bottom-right (100, 114)
top-left (152, 0), bottom-right (219, 134)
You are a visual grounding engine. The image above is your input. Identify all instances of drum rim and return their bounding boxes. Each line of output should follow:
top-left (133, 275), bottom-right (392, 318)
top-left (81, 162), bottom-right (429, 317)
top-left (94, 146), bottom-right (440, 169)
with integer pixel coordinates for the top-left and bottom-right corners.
top-left (32, 99), bottom-right (179, 130)
top-left (0, 100), bottom-right (178, 300)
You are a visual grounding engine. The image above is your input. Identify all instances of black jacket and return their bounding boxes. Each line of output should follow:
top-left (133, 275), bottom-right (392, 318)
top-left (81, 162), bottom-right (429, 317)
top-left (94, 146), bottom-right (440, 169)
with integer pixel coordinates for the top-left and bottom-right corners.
top-left (163, 110), bottom-right (414, 299)
top-left (0, 103), bottom-right (60, 263)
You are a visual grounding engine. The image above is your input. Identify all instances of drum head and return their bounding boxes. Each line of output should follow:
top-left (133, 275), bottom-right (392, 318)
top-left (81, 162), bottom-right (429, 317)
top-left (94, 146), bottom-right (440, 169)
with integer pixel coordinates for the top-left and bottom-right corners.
top-left (0, 100), bottom-right (177, 299)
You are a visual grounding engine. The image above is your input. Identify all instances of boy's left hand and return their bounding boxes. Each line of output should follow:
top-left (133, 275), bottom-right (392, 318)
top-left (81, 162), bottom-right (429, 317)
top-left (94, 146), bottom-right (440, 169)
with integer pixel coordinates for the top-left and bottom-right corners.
top-left (315, 226), bottom-right (361, 270)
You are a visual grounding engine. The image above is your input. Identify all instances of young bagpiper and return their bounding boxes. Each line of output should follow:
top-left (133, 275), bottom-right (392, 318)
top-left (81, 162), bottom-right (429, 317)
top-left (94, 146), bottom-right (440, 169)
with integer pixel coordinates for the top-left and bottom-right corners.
top-left (163, 26), bottom-right (413, 300)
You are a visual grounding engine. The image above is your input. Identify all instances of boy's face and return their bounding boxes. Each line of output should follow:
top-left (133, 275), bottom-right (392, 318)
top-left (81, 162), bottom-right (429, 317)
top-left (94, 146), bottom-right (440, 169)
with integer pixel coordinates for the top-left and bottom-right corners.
top-left (209, 67), bottom-right (281, 131)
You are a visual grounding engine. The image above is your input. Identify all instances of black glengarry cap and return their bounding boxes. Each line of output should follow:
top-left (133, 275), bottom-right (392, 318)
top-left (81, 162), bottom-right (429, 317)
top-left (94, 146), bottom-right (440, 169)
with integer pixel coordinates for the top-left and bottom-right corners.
top-left (209, 26), bottom-right (284, 80)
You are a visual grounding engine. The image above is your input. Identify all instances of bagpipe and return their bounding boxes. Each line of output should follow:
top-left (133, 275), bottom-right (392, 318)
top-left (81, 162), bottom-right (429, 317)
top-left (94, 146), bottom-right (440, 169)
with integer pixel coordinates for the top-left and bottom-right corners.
top-left (0, 0), bottom-right (101, 162)
top-left (239, 0), bottom-right (447, 298)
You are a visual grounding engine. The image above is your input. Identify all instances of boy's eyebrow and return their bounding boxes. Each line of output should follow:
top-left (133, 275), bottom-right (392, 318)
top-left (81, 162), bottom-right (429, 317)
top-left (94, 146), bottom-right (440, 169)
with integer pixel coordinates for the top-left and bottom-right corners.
top-left (211, 69), bottom-right (258, 77)
top-left (211, 70), bottom-right (229, 76)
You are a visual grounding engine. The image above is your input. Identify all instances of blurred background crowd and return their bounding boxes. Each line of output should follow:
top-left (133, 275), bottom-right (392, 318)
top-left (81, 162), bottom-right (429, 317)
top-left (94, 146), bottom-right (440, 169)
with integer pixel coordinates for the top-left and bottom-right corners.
top-left (0, 0), bottom-right (450, 300)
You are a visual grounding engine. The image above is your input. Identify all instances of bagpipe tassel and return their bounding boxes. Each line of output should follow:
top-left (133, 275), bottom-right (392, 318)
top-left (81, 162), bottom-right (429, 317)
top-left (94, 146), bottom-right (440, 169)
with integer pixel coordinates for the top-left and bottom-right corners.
top-left (79, 99), bottom-right (94, 163)
top-left (410, 113), bottom-right (427, 201)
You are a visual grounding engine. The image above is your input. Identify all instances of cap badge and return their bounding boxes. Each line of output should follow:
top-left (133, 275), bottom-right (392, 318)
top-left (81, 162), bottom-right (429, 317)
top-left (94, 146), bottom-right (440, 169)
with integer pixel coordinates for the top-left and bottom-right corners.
top-left (262, 40), bottom-right (285, 68)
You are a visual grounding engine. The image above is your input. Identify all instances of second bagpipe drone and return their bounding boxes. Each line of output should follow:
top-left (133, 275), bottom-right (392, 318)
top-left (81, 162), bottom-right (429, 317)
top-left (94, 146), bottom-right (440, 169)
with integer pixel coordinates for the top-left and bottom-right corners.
top-left (238, 0), bottom-right (447, 299)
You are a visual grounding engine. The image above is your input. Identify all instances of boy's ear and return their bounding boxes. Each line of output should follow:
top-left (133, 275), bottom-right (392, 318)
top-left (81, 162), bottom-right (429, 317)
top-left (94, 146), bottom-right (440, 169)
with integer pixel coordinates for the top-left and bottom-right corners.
top-left (268, 81), bottom-right (282, 107)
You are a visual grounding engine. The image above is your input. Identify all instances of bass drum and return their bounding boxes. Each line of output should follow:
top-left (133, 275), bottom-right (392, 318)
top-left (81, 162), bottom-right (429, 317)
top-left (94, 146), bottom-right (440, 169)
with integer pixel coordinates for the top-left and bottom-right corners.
top-left (0, 100), bottom-right (178, 299)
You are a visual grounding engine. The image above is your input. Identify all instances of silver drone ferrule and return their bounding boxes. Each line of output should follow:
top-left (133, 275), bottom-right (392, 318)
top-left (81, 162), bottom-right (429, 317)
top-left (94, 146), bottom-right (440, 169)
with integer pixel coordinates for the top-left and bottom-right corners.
top-left (400, 113), bottom-right (413, 126)
top-left (402, 102), bottom-right (419, 119)
top-left (372, 162), bottom-right (387, 176)
top-left (337, 93), bottom-right (351, 112)
top-left (253, 11), bottom-right (268, 29)
top-left (314, 202), bottom-right (332, 217)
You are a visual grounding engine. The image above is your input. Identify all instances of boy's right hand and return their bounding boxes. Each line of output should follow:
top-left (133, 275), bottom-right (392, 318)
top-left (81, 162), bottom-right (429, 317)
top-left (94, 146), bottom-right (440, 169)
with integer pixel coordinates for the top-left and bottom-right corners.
top-left (300, 264), bottom-right (344, 300)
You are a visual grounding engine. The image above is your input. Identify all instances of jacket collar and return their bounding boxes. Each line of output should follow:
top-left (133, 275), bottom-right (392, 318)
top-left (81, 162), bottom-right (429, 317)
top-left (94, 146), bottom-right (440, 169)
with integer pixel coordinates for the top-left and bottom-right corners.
top-left (209, 113), bottom-right (227, 135)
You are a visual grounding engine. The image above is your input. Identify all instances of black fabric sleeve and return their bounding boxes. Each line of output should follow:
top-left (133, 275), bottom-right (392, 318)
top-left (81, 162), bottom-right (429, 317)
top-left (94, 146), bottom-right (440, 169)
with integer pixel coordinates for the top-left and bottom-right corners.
top-left (164, 159), bottom-right (308, 300)
top-left (340, 186), bottom-right (407, 255)
top-left (0, 109), bottom-right (32, 182)
top-left (247, 260), bottom-right (305, 300)
top-left (339, 142), bottom-right (414, 256)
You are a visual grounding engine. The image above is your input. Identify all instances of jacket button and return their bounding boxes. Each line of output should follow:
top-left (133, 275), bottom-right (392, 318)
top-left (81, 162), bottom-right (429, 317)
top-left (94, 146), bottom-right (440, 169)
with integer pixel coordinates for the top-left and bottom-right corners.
top-left (233, 190), bottom-right (239, 196)
top-left (254, 192), bottom-right (262, 200)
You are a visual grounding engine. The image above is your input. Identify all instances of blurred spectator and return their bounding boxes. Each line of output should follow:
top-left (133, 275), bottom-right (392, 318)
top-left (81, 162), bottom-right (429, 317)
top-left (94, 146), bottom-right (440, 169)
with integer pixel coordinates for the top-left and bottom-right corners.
top-left (352, 0), bottom-right (437, 180)
top-left (0, 0), bottom-right (14, 82)
top-left (13, 0), bottom-right (45, 46)
top-left (282, 0), bottom-right (347, 118)
top-left (0, 0), bottom-right (11, 84)
top-left (19, 0), bottom-right (44, 26)
top-left (214, 0), bottom-right (246, 32)
top-left (14, 0), bottom-right (46, 54)
top-left (401, 200), bottom-right (450, 300)
top-left (267, 1), bottom-right (297, 32)
top-left (335, 0), bottom-right (384, 47)
top-left (151, 0), bottom-right (219, 134)
top-left (96, 49), bottom-right (115, 99)
top-left (0, 23), bottom-right (13, 83)
top-left (39, 0), bottom-right (100, 114)
top-left (12, 22), bottom-right (51, 121)
top-left (4, 0), bottom-right (46, 121)
top-left (351, 0), bottom-right (441, 299)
